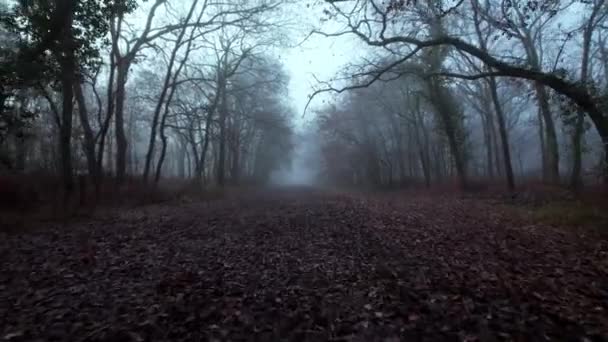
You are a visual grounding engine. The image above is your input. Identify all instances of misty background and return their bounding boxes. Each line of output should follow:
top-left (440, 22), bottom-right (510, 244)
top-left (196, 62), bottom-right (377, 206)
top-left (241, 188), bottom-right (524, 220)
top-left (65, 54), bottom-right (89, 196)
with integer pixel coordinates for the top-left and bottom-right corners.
top-left (1, 0), bottom-right (607, 196)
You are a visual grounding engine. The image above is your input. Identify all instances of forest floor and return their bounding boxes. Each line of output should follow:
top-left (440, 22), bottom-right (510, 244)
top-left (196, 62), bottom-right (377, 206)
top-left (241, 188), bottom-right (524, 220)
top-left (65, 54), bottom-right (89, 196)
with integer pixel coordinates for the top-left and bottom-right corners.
top-left (1, 187), bottom-right (607, 341)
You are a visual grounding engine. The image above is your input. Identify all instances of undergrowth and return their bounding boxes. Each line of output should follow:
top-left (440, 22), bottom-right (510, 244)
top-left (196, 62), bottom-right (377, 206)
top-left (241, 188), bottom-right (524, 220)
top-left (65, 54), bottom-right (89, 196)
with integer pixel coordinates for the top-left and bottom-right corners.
top-left (524, 201), bottom-right (608, 229)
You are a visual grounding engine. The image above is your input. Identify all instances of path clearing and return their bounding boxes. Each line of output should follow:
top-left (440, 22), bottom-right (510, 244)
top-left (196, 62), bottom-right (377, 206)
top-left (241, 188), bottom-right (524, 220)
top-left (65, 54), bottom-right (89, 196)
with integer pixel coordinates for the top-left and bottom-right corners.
top-left (1, 188), bottom-right (607, 341)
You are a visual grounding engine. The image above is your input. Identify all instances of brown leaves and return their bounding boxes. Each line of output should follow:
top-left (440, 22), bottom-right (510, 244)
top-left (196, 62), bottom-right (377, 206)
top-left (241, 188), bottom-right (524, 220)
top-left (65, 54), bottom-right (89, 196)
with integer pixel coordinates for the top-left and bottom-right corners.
top-left (0, 189), bottom-right (606, 341)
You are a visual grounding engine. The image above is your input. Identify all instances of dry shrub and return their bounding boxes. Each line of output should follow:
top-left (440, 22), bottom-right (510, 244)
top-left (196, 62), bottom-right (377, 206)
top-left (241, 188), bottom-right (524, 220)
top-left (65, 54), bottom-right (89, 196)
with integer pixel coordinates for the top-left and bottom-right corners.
top-left (0, 173), bottom-right (229, 232)
top-left (529, 201), bottom-right (608, 228)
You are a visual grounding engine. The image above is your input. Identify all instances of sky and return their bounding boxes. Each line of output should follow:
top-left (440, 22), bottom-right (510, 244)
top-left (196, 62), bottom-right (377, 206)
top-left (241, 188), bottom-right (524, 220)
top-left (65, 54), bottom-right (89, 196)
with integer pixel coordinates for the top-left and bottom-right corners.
top-left (123, 1), bottom-right (359, 127)
top-left (273, 32), bottom-right (352, 184)
top-left (282, 32), bottom-right (352, 123)
top-left (277, 3), bottom-right (363, 126)
top-left (270, 4), bottom-right (362, 184)
top-left (87, 0), bottom-right (359, 183)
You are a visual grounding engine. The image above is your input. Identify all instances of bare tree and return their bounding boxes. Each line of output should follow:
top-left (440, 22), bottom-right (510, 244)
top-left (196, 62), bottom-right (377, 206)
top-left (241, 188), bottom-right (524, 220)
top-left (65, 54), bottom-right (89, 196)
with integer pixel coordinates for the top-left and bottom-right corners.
top-left (307, 0), bottom-right (608, 182)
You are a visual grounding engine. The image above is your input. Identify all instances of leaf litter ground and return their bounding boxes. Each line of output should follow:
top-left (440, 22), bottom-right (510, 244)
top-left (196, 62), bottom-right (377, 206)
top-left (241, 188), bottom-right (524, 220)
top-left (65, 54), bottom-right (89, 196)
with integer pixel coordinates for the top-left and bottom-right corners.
top-left (1, 188), bottom-right (607, 341)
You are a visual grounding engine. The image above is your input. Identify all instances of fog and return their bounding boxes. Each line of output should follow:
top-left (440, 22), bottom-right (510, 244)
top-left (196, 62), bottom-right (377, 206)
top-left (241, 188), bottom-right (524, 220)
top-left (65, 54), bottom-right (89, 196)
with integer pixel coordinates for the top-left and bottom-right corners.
top-left (2, 0), bottom-right (608, 192)
top-left (271, 128), bottom-right (322, 186)
top-left (2, 2), bottom-right (608, 338)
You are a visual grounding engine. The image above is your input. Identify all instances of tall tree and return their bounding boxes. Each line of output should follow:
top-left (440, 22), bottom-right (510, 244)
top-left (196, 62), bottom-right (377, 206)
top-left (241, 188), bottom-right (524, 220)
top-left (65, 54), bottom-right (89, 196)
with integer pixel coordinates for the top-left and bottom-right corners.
top-left (309, 0), bottom-right (608, 182)
top-left (5, 0), bottom-right (133, 195)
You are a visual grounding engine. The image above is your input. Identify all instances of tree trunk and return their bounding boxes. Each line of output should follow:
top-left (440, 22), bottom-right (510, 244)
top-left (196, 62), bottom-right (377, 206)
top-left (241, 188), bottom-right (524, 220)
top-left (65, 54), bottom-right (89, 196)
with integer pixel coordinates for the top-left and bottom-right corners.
top-left (186, 147), bottom-right (192, 179)
top-left (106, 124), bottom-right (113, 174)
top-left (604, 143), bottom-right (608, 184)
top-left (582, 109), bottom-right (608, 185)
top-left (487, 77), bottom-right (515, 191)
top-left (217, 74), bottom-right (228, 187)
top-left (471, 6), bottom-right (513, 190)
top-left (15, 136), bottom-right (26, 172)
top-left (154, 136), bottom-right (167, 183)
top-left (535, 83), bottom-right (560, 183)
top-left (431, 83), bottom-right (467, 188)
top-left (478, 95), bottom-right (494, 178)
top-left (114, 61), bottom-right (128, 184)
top-left (0, 93), bottom-right (7, 118)
top-left (154, 109), bottom-right (169, 183)
top-left (537, 109), bottom-right (547, 177)
top-left (231, 142), bottom-right (240, 184)
top-left (570, 6), bottom-right (600, 189)
top-left (74, 82), bottom-right (97, 182)
top-left (413, 110), bottom-right (431, 188)
top-left (571, 113), bottom-right (585, 188)
top-left (388, 112), bottom-right (405, 182)
top-left (153, 41), bottom-right (198, 183)
top-left (94, 52), bottom-right (116, 197)
top-left (490, 113), bottom-right (503, 177)
top-left (59, 71), bottom-right (74, 196)
top-left (516, 24), bottom-right (560, 183)
top-left (187, 126), bottom-right (200, 176)
top-left (145, 5), bottom-right (198, 183)
top-left (142, 83), bottom-right (165, 182)
top-left (198, 106), bottom-right (215, 184)
top-left (595, 38), bottom-right (608, 183)
top-left (177, 140), bottom-right (186, 179)
top-left (58, 5), bottom-right (76, 200)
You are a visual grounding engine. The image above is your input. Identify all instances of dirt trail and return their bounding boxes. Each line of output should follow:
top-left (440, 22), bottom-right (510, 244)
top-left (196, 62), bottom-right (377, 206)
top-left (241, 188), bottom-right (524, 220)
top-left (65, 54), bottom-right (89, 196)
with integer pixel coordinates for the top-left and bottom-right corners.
top-left (1, 187), bottom-right (607, 341)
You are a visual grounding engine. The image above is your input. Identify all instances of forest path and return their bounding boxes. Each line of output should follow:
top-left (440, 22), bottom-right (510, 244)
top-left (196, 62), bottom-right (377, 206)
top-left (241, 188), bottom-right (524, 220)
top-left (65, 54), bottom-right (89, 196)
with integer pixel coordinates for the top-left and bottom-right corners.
top-left (1, 187), bottom-right (607, 341)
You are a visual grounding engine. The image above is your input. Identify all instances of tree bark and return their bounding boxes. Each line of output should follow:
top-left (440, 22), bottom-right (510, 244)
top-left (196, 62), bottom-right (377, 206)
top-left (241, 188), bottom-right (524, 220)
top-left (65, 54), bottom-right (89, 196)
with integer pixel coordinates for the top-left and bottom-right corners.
top-left (231, 123), bottom-right (241, 184)
top-left (145, 1), bottom-right (199, 183)
top-left (570, 1), bottom-right (602, 189)
top-left (154, 106), bottom-right (170, 183)
top-left (197, 90), bottom-right (219, 184)
top-left (57, 2), bottom-right (76, 199)
top-left (59, 66), bottom-right (74, 196)
top-left (487, 77), bottom-right (515, 191)
top-left (217, 72), bottom-right (228, 187)
top-left (534, 83), bottom-right (560, 183)
top-left (177, 138), bottom-right (186, 178)
top-left (413, 103), bottom-right (431, 188)
top-left (571, 112), bottom-right (584, 187)
top-left (153, 2), bottom-right (202, 183)
top-left (90, 29), bottom-right (118, 196)
top-left (477, 93), bottom-right (494, 178)
top-left (15, 135), bottom-right (26, 172)
top-left (114, 60), bottom-right (128, 184)
top-left (429, 79), bottom-right (467, 188)
top-left (343, 17), bottom-right (608, 180)
top-left (74, 82), bottom-right (97, 182)
top-left (514, 8), bottom-right (560, 183)
top-left (110, 1), bottom-right (165, 184)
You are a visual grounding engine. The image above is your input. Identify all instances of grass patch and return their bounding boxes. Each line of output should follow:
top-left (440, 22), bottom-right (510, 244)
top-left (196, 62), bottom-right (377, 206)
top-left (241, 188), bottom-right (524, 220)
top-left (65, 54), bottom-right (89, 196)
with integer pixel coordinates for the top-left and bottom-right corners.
top-left (522, 201), bottom-right (608, 228)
